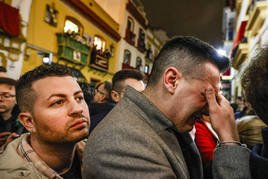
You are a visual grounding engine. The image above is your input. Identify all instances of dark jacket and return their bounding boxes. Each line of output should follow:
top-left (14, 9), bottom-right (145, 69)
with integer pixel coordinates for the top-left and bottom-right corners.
top-left (0, 105), bottom-right (26, 135)
top-left (250, 127), bottom-right (268, 179)
top-left (89, 102), bottom-right (115, 134)
top-left (83, 86), bottom-right (251, 179)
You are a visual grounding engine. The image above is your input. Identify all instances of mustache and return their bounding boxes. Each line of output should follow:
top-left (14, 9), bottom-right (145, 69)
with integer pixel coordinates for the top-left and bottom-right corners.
top-left (70, 112), bottom-right (89, 119)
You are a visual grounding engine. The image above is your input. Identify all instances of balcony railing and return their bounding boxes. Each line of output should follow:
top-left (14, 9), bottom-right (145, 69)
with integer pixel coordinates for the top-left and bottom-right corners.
top-left (137, 38), bottom-right (146, 53)
top-left (89, 46), bottom-right (111, 71)
top-left (125, 28), bottom-right (136, 46)
top-left (56, 33), bottom-right (90, 66)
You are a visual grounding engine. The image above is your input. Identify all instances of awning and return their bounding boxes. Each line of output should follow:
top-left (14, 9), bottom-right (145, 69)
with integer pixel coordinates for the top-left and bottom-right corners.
top-left (232, 21), bottom-right (247, 51)
top-left (0, 2), bottom-right (20, 36)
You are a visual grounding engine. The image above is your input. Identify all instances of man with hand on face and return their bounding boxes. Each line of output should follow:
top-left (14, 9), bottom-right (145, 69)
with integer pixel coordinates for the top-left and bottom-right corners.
top-left (0, 64), bottom-right (90, 179)
top-left (83, 36), bottom-right (250, 179)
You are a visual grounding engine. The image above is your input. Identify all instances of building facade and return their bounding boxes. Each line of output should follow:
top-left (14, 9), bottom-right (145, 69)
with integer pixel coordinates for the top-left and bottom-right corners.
top-left (0, 0), bottom-right (163, 85)
top-left (223, 0), bottom-right (268, 100)
top-left (95, 0), bottom-right (163, 83)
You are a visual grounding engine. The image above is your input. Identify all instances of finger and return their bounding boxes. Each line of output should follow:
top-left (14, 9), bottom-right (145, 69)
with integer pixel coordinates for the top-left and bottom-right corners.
top-left (0, 138), bottom-right (7, 142)
top-left (0, 132), bottom-right (11, 137)
top-left (9, 133), bottom-right (19, 140)
top-left (216, 92), bottom-right (222, 104)
top-left (205, 88), bottom-right (218, 108)
top-left (218, 94), bottom-right (230, 106)
top-left (6, 133), bottom-right (19, 143)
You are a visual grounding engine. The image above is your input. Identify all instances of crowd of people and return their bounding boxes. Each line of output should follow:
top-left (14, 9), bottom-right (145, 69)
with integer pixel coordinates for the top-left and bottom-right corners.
top-left (0, 36), bottom-right (267, 178)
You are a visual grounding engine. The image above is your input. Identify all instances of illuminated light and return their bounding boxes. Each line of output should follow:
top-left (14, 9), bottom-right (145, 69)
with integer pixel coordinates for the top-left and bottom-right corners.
top-left (217, 49), bottom-right (227, 57)
top-left (64, 20), bottom-right (79, 33)
top-left (43, 57), bottom-right (50, 64)
top-left (94, 36), bottom-right (105, 51)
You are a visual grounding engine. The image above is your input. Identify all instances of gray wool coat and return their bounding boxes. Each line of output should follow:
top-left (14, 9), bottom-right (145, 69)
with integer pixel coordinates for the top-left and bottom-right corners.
top-left (83, 86), bottom-right (251, 179)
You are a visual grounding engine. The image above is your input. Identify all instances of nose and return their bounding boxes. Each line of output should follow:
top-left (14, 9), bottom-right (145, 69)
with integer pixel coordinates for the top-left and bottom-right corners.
top-left (68, 99), bottom-right (84, 117)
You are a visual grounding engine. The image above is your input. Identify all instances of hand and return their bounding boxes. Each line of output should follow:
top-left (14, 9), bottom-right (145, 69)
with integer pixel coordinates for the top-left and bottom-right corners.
top-left (1, 132), bottom-right (19, 149)
top-left (0, 132), bottom-right (11, 146)
top-left (205, 88), bottom-right (239, 142)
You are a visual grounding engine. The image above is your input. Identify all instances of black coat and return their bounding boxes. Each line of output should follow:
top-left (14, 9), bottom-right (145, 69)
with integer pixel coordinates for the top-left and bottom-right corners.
top-left (250, 127), bottom-right (268, 179)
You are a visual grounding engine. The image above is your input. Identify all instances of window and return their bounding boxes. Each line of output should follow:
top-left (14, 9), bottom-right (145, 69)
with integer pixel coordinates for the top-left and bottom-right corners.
top-left (136, 57), bottom-right (142, 70)
top-left (139, 28), bottom-right (145, 41)
top-left (123, 50), bottom-right (131, 65)
top-left (93, 35), bottom-right (106, 52)
top-left (64, 16), bottom-right (83, 35)
top-left (144, 65), bottom-right (149, 74)
top-left (127, 17), bottom-right (134, 31)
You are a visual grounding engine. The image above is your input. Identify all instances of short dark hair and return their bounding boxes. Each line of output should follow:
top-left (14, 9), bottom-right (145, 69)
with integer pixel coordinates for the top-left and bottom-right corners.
top-left (78, 81), bottom-right (92, 106)
top-left (112, 69), bottom-right (143, 92)
top-left (95, 81), bottom-right (112, 102)
top-left (147, 36), bottom-right (230, 87)
top-left (241, 47), bottom-right (268, 125)
top-left (16, 64), bottom-right (74, 113)
top-left (0, 66), bottom-right (7, 72)
top-left (0, 77), bottom-right (16, 86)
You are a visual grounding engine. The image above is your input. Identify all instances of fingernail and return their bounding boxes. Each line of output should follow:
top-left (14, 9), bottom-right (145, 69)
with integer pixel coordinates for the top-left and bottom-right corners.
top-left (206, 89), bottom-right (213, 94)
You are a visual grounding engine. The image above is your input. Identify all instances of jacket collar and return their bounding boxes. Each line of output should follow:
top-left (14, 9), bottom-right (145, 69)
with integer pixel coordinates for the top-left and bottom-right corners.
top-left (124, 86), bottom-right (175, 132)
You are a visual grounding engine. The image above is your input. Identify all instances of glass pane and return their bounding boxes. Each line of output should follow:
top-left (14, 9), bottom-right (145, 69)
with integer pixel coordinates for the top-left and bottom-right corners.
top-left (64, 19), bottom-right (79, 33)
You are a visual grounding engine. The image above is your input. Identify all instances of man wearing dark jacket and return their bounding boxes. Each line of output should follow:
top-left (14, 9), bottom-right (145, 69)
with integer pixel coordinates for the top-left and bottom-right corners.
top-left (0, 77), bottom-right (25, 148)
top-left (89, 81), bottom-right (115, 133)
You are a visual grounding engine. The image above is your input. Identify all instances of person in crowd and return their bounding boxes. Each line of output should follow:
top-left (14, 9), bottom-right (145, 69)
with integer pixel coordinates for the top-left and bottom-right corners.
top-left (89, 81), bottom-right (115, 133)
top-left (0, 64), bottom-right (90, 178)
top-left (241, 46), bottom-right (268, 178)
top-left (234, 101), bottom-right (253, 120)
top-left (78, 81), bottom-right (93, 106)
top-left (111, 69), bottom-right (144, 103)
top-left (0, 66), bottom-right (8, 77)
top-left (92, 81), bottom-right (113, 104)
top-left (0, 77), bottom-right (26, 149)
top-left (194, 115), bottom-right (219, 179)
top-left (237, 114), bottom-right (267, 149)
top-left (83, 36), bottom-right (250, 178)
top-left (235, 96), bottom-right (244, 112)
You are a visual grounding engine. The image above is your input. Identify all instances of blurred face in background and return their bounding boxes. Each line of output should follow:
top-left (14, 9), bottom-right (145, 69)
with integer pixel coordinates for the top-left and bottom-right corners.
top-left (111, 78), bottom-right (145, 103)
top-left (0, 84), bottom-right (16, 115)
top-left (93, 83), bottom-right (107, 103)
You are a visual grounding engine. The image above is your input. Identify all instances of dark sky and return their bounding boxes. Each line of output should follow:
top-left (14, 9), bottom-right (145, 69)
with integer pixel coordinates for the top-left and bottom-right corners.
top-left (141, 0), bottom-right (226, 48)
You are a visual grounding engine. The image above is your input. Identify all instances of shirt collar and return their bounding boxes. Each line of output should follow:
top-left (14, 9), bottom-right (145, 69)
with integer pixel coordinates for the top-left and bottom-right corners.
top-left (17, 133), bottom-right (85, 179)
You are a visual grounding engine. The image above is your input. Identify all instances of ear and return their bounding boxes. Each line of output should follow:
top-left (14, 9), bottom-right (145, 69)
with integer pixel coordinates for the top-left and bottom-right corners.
top-left (19, 112), bottom-right (36, 133)
top-left (100, 94), bottom-right (107, 102)
top-left (163, 67), bottom-right (182, 94)
top-left (111, 90), bottom-right (120, 103)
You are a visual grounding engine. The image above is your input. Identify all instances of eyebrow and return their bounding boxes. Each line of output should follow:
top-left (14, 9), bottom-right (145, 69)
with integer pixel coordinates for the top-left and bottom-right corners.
top-left (47, 90), bottom-right (83, 101)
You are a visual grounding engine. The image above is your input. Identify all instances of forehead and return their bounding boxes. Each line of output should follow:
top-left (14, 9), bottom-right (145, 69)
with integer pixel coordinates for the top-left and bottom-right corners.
top-left (0, 83), bottom-right (15, 92)
top-left (32, 76), bottom-right (80, 98)
top-left (98, 83), bottom-right (105, 90)
top-left (201, 62), bottom-right (220, 90)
